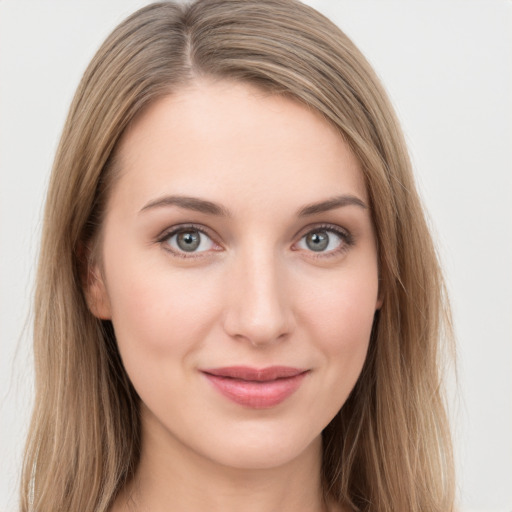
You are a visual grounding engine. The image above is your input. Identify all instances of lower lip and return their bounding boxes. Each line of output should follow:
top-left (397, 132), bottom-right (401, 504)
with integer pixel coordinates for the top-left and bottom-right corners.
top-left (203, 372), bottom-right (308, 409)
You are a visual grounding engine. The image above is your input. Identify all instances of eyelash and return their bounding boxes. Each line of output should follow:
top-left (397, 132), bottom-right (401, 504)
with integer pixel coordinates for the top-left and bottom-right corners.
top-left (157, 223), bottom-right (354, 260)
top-left (297, 223), bottom-right (354, 259)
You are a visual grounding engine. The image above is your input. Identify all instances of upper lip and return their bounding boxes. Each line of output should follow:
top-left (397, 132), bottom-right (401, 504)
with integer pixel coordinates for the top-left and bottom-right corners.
top-left (201, 366), bottom-right (308, 381)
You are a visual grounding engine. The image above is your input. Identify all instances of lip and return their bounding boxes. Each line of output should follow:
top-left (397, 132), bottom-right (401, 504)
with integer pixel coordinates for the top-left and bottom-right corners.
top-left (201, 366), bottom-right (309, 409)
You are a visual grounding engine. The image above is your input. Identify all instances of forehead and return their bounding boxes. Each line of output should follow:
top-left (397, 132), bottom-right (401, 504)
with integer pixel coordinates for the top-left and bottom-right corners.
top-left (111, 79), bottom-right (367, 215)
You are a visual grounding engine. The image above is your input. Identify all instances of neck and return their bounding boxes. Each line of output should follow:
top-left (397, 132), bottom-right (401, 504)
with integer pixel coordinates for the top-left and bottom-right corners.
top-left (113, 407), bottom-right (335, 512)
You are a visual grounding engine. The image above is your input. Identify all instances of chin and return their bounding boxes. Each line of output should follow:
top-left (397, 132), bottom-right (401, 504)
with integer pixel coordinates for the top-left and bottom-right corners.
top-left (193, 421), bottom-right (323, 471)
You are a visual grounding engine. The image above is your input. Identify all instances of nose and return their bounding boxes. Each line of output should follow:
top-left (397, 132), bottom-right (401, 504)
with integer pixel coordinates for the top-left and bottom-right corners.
top-left (222, 247), bottom-right (295, 347)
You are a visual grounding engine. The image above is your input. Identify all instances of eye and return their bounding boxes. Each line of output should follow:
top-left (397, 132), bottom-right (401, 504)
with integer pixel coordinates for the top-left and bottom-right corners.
top-left (160, 225), bottom-right (218, 257)
top-left (295, 226), bottom-right (352, 256)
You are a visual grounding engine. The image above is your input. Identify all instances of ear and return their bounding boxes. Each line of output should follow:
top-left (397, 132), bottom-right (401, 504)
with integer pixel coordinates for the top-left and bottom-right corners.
top-left (79, 244), bottom-right (112, 320)
top-left (86, 265), bottom-right (112, 320)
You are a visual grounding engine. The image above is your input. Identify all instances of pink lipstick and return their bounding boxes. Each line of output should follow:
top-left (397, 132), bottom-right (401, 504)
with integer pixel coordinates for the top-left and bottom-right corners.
top-left (201, 366), bottom-right (308, 409)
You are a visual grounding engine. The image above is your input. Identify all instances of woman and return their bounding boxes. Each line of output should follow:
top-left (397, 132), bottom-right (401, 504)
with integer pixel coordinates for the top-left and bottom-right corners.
top-left (21, 1), bottom-right (455, 511)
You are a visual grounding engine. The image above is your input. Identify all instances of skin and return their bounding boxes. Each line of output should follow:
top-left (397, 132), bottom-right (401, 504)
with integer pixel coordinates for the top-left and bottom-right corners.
top-left (87, 79), bottom-right (381, 512)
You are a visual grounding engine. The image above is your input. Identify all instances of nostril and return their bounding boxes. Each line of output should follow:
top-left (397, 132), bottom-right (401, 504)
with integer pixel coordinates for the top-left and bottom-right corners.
top-left (223, 301), bottom-right (294, 346)
top-left (222, 257), bottom-right (295, 345)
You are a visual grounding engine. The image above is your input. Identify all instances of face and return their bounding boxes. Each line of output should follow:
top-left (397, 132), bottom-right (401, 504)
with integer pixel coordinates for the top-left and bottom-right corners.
top-left (88, 79), bottom-right (381, 471)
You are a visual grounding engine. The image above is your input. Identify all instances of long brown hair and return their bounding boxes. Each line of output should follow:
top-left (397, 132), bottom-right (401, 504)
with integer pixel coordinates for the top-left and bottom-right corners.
top-left (22, 1), bottom-right (455, 510)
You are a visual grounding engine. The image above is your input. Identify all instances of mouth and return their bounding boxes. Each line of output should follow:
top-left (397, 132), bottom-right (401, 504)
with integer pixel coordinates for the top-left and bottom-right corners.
top-left (201, 366), bottom-right (309, 409)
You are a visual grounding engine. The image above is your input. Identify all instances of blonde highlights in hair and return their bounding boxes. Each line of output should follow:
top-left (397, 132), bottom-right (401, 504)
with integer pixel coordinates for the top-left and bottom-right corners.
top-left (22, 1), bottom-right (455, 511)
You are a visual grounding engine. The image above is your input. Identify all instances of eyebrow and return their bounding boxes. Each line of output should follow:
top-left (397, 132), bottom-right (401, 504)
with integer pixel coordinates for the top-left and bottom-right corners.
top-left (140, 195), bottom-right (231, 216)
top-left (297, 195), bottom-right (367, 216)
top-left (139, 194), bottom-right (367, 217)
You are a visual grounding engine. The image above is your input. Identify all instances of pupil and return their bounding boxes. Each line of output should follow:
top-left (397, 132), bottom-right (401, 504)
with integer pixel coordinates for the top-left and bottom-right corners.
top-left (306, 231), bottom-right (328, 252)
top-left (177, 231), bottom-right (200, 251)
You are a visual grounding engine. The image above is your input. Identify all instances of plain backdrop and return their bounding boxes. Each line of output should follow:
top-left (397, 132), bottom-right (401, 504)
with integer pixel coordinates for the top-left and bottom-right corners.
top-left (0, 1), bottom-right (511, 511)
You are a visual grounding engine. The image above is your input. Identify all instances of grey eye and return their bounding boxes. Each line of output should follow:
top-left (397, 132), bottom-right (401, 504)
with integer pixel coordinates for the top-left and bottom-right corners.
top-left (176, 231), bottom-right (201, 252)
top-left (305, 231), bottom-right (329, 251)
top-left (165, 228), bottom-right (215, 254)
top-left (297, 229), bottom-right (344, 253)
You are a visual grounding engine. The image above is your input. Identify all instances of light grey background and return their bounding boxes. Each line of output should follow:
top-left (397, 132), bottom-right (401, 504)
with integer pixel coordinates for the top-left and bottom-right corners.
top-left (1, 1), bottom-right (511, 511)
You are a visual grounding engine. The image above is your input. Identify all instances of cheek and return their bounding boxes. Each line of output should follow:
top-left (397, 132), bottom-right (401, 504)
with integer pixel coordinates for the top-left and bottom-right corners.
top-left (104, 252), bottom-right (221, 361)
top-left (105, 264), bottom-right (225, 415)
top-left (302, 266), bottom-right (378, 349)
top-left (298, 265), bottom-right (378, 398)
